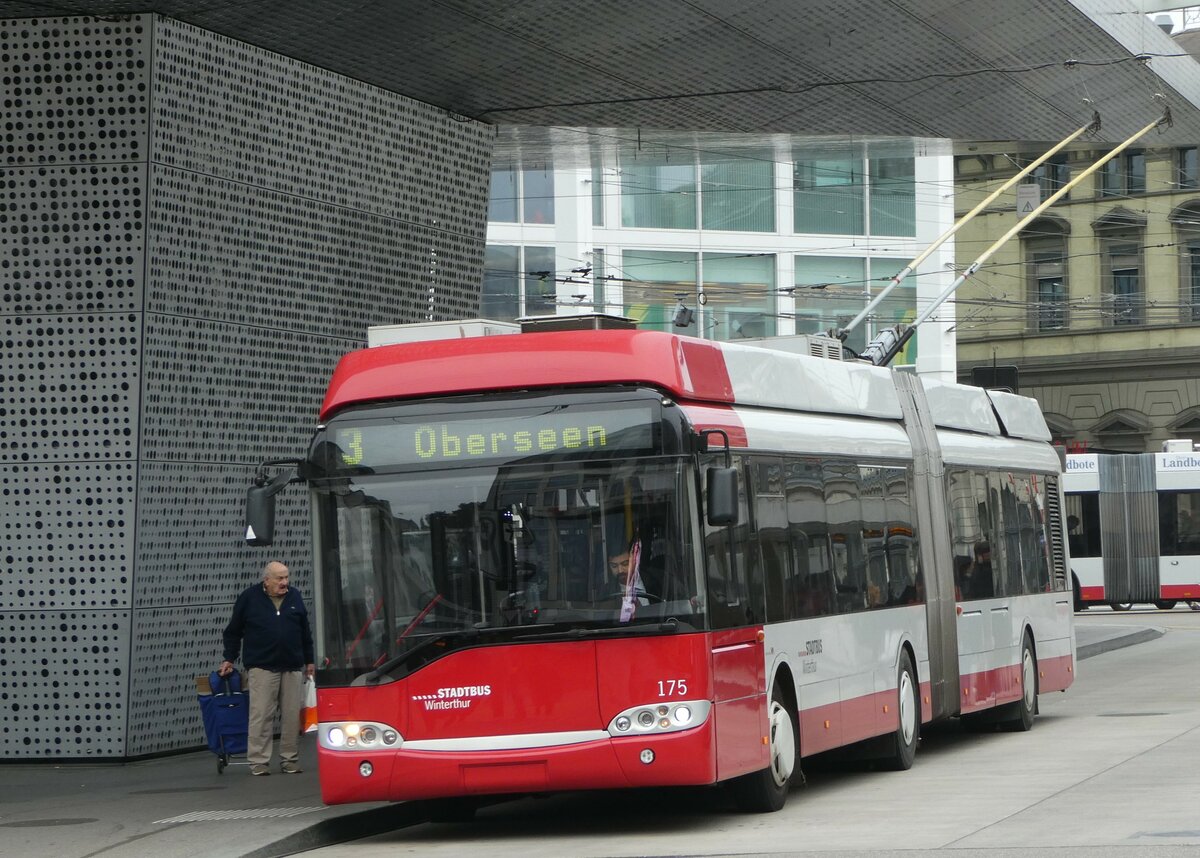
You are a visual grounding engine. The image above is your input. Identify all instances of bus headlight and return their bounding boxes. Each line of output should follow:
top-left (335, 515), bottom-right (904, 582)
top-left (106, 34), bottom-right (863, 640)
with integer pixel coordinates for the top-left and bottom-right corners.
top-left (607, 700), bottom-right (711, 737)
top-left (320, 721), bottom-right (402, 751)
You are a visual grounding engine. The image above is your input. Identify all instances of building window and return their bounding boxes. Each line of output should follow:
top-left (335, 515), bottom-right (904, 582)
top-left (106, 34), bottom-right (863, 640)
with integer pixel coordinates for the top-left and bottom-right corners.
top-left (791, 256), bottom-right (912, 358)
top-left (620, 250), bottom-right (697, 330)
top-left (488, 167), bottom-right (518, 222)
top-left (480, 245), bottom-right (556, 321)
top-left (869, 156), bottom-right (916, 236)
top-left (793, 256), bottom-right (866, 344)
top-left (1099, 152), bottom-right (1145, 198)
top-left (522, 164), bottom-right (555, 224)
top-left (487, 163), bottom-right (556, 224)
top-left (1031, 154), bottom-right (1069, 199)
top-left (1033, 254), bottom-right (1067, 330)
top-left (591, 166), bottom-right (605, 226)
top-left (1179, 147), bottom-right (1198, 190)
top-left (592, 249), bottom-right (607, 311)
top-left (794, 155), bottom-right (864, 235)
top-left (1126, 152), bottom-right (1146, 194)
top-left (620, 147), bottom-right (697, 230)
top-left (701, 150), bottom-right (775, 232)
top-left (482, 244), bottom-right (519, 319)
top-left (524, 246), bottom-right (557, 314)
top-left (704, 252), bottom-right (776, 339)
top-left (1189, 243), bottom-right (1200, 323)
top-left (1022, 218), bottom-right (1070, 332)
top-left (1171, 203), bottom-right (1200, 323)
top-left (1107, 242), bottom-right (1143, 326)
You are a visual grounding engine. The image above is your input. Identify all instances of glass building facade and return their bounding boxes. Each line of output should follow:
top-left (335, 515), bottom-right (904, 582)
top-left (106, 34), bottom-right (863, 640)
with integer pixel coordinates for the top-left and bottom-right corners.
top-left (485, 134), bottom-right (951, 368)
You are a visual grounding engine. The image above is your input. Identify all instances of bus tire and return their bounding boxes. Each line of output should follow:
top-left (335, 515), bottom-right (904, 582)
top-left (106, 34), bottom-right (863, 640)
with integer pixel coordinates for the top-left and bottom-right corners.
top-left (1155, 600), bottom-right (1177, 611)
top-left (729, 682), bottom-right (798, 813)
top-left (1001, 634), bottom-right (1037, 732)
top-left (882, 650), bottom-right (919, 770)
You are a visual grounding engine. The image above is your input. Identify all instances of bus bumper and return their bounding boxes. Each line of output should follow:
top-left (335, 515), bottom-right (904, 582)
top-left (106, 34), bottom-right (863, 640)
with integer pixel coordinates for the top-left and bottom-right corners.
top-left (318, 719), bottom-right (718, 804)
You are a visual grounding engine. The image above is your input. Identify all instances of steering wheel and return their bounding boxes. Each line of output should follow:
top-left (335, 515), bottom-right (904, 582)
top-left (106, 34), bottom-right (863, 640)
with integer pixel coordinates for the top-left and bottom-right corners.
top-left (606, 589), bottom-right (664, 604)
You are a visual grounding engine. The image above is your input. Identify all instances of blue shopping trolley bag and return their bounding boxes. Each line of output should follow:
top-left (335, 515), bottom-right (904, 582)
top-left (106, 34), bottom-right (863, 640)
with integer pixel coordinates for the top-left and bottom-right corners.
top-left (198, 670), bottom-right (249, 773)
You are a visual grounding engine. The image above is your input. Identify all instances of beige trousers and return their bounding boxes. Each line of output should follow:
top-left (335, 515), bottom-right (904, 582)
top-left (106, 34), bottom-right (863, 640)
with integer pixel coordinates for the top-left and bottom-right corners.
top-left (247, 667), bottom-right (303, 766)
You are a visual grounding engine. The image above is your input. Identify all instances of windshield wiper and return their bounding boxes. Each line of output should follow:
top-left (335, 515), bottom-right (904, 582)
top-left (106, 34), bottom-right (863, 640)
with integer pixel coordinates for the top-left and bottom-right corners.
top-left (361, 627), bottom-right (480, 685)
top-left (511, 618), bottom-right (687, 642)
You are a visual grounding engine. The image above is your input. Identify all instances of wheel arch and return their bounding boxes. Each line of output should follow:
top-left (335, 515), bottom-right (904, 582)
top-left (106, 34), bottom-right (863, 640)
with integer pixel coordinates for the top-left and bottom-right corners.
top-left (768, 658), bottom-right (798, 716)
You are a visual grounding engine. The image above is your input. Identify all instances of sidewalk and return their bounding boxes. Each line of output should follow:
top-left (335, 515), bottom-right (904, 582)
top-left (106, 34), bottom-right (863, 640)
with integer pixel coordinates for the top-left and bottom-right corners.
top-left (0, 622), bottom-right (1161, 858)
top-left (0, 734), bottom-right (411, 858)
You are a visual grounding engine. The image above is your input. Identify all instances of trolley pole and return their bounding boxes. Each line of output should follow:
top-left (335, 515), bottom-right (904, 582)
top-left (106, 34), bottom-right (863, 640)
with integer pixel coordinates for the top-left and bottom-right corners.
top-left (862, 107), bottom-right (1171, 367)
top-left (838, 113), bottom-right (1101, 343)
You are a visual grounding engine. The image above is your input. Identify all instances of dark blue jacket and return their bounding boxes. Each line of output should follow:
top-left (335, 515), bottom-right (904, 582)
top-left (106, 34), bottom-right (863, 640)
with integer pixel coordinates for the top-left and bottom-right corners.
top-left (223, 583), bottom-right (315, 671)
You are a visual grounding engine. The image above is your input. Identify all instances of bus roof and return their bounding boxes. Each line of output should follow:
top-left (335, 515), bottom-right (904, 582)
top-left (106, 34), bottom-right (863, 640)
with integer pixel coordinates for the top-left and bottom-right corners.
top-left (319, 329), bottom-right (1052, 445)
top-left (319, 329), bottom-right (903, 423)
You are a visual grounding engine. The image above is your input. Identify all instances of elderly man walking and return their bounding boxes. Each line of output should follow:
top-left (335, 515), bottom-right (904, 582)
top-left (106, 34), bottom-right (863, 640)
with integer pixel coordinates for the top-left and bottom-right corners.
top-left (219, 560), bottom-right (315, 776)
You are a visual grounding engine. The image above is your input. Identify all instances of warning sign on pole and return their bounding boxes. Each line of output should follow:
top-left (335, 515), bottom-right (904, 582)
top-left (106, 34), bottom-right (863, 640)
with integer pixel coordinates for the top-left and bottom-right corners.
top-left (1016, 183), bottom-right (1040, 214)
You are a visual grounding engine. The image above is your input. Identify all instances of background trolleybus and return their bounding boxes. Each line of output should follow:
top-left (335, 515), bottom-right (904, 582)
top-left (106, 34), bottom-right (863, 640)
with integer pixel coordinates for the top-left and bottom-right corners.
top-left (1065, 450), bottom-right (1200, 611)
top-left (245, 320), bottom-right (1075, 815)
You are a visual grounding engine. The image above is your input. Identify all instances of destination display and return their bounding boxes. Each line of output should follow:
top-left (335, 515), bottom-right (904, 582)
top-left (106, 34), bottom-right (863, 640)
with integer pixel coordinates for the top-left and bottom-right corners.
top-left (331, 406), bottom-right (657, 468)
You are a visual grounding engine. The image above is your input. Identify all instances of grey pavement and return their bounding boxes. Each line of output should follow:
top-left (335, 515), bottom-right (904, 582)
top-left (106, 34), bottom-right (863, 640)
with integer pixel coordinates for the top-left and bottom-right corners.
top-left (0, 621), bottom-right (1161, 858)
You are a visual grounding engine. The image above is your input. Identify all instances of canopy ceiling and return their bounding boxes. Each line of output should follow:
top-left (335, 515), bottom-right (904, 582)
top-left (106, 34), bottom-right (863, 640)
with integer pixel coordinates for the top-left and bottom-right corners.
top-left (4, 0), bottom-right (1200, 144)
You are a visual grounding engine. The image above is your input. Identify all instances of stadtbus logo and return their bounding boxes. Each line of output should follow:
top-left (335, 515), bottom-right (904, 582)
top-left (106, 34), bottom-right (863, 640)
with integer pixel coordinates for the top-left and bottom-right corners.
top-left (412, 685), bottom-right (492, 711)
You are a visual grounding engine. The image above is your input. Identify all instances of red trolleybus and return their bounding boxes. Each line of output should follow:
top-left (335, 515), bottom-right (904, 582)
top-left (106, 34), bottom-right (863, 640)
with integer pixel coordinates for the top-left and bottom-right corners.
top-left (246, 321), bottom-right (1074, 814)
top-left (1065, 449), bottom-right (1200, 611)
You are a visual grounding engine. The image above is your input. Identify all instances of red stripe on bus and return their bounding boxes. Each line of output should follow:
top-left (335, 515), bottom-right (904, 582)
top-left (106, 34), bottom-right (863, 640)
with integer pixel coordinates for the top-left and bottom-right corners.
top-left (959, 653), bottom-right (1074, 713)
top-left (678, 403), bottom-right (748, 448)
top-left (1161, 584), bottom-right (1200, 599)
top-left (798, 680), bottom-right (934, 757)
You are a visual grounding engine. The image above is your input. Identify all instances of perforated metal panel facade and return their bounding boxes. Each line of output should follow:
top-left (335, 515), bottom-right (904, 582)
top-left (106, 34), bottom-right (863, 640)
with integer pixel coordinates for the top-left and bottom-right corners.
top-left (1, 13), bottom-right (491, 758)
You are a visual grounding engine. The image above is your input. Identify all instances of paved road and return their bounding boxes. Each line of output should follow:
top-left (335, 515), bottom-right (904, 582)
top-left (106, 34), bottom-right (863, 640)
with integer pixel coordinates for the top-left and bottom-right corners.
top-left (0, 614), bottom-right (1185, 858)
top-left (311, 611), bottom-right (1200, 857)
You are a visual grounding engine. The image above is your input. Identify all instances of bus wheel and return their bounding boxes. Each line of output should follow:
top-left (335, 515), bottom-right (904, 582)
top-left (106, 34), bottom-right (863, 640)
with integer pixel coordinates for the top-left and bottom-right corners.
top-left (1001, 634), bottom-right (1038, 732)
top-left (729, 683), bottom-right (798, 813)
top-left (883, 650), bottom-right (919, 770)
top-left (1110, 602), bottom-right (1133, 612)
top-left (1155, 600), bottom-right (1177, 611)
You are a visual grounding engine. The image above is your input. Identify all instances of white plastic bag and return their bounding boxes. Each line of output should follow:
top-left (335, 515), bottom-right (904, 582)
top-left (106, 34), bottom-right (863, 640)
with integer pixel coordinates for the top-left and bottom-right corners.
top-left (300, 675), bottom-right (318, 733)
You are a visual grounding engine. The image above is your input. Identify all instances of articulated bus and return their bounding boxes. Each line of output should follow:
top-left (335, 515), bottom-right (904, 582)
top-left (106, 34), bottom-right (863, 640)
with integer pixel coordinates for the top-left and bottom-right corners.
top-left (247, 321), bottom-right (1074, 814)
top-left (1064, 450), bottom-right (1200, 610)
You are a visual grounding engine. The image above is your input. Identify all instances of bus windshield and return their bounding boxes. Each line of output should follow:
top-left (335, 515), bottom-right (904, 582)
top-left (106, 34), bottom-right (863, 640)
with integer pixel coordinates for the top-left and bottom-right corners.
top-left (309, 398), bottom-right (703, 685)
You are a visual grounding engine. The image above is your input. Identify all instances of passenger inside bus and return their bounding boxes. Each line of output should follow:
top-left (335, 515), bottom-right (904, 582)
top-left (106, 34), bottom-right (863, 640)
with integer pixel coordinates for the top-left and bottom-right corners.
top-left (957, 541), bottom-right (995, 600)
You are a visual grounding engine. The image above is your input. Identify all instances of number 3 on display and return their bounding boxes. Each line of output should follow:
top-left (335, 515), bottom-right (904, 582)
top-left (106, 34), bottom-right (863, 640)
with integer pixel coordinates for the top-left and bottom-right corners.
top-left (657, 679), bottom-right (687, 697)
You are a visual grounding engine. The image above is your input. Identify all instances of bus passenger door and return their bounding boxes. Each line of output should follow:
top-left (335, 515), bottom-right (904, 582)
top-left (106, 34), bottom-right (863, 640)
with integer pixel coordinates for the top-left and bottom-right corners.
top-left (711, 629), bottom-right (767, 780)
top-left (706, 456), bottom-right (769, 781)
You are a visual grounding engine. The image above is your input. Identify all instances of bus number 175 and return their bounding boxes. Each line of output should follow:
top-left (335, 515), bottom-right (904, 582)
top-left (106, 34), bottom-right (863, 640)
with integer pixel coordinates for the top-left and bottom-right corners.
top-left (657, 679), bottom-right (688, 697)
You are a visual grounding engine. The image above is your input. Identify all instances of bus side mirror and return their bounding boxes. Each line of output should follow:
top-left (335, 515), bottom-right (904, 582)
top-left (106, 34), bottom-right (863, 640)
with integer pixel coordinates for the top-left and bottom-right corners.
top-left (246, 484), bottom-right (278, 546)
top-left (245, 465), bottom-right (297, 546)
top-left (706, 466), bottom-right (739, 526)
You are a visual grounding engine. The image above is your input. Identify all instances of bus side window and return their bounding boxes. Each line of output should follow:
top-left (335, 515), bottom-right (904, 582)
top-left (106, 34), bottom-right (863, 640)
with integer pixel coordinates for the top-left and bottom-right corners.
top-left (754, 458), bottom-right (792, 623)
top-left (785, 458), bottom-right (834, 618)
top-left (705, 454), bottom-right (764, 628)
top-left (824, 461), bottom-right (867, 613)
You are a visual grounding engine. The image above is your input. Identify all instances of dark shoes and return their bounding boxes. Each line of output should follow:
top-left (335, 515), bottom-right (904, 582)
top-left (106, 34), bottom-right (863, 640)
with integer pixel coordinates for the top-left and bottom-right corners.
top-left (280, 761), bottom-right (302, 774)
